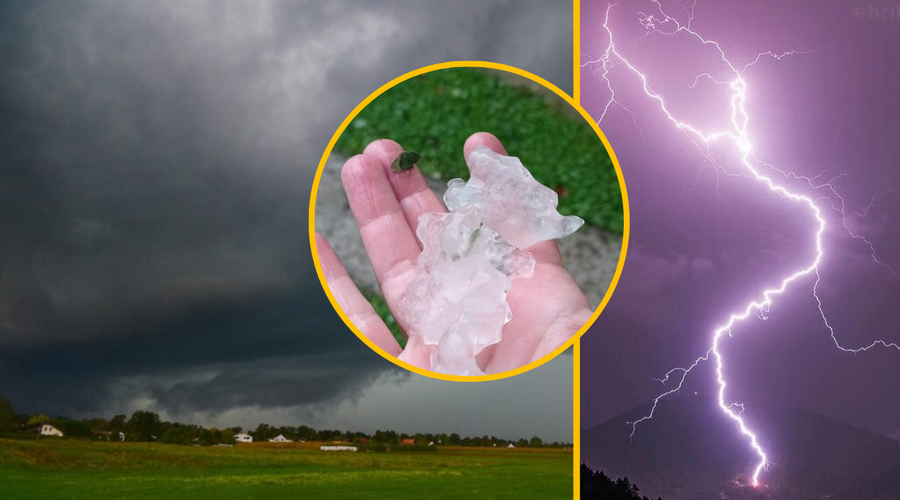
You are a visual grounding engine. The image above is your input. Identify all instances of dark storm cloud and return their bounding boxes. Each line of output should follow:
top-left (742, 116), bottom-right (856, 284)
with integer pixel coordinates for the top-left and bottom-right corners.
top-left (0, 291), bottom-right (388, 416)
top-left (0, 0), bottom-right (574, 421)
top-left (121, 354), bottom-right (390, 415)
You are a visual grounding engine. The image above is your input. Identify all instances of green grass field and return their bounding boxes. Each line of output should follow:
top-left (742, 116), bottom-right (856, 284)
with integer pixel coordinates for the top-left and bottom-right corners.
top-left (0, 439), bottom-right (572, 500)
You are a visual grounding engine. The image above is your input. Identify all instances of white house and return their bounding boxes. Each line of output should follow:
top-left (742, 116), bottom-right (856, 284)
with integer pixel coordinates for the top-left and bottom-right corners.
top-left (507, 443), bottom-right (515, 448)
top-left (320, 445), bottom-right (357, 452)
top-left (40, 424), bottom-right (64, 437)
top-left (268, 434), bottom-right (292, 443)
top-left (234, 433), bottom-right (253, 443)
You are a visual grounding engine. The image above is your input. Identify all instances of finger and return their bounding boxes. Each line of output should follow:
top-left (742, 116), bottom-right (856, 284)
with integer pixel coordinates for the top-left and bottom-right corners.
top-left (463, 132), bottom-right (564, 265)
top-left (364, 139), bottom-right (446, 236)
top-left (464, 131), bottom-right (508, 156)
top-left (397, 336), bottom-right (434, 371)
top-left (340, 154), bottom-right (420, 327)
top-left (315, 233), bottom-right (402, 357)
top-left (527, 241), bottom-right (565, 266)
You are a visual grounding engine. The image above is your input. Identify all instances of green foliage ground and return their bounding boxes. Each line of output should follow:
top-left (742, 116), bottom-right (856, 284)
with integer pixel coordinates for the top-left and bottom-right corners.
top-left (0, 438), bottom-right (572, 500)
top-left (334, 68), bottom-right (624, 234)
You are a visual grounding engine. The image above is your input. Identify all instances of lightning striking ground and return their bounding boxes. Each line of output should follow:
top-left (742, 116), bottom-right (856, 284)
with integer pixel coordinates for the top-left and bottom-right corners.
top-left (583, 1), bottom-right (899, 488)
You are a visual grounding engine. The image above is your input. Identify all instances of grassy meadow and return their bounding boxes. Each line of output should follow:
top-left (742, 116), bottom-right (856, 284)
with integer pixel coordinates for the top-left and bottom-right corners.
top-left (0, 438), bottom-right (572, 500)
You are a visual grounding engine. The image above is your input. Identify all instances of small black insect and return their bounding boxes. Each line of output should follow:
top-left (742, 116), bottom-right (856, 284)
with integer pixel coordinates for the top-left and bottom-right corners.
top-left (391, 151), bottom-right (420, 174)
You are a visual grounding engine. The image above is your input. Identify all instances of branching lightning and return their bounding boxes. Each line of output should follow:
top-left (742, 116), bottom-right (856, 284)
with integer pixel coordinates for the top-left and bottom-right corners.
top-left (583, 0), bottom-right (899, 488)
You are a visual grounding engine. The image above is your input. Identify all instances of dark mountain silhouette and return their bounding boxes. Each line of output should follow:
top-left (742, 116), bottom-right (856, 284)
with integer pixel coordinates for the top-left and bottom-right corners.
top-left (582, 395), bottom-right (900, 500)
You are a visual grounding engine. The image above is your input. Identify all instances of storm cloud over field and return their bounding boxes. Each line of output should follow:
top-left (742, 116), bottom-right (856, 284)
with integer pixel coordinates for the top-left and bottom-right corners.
top-left (0, 0), bottom-right (574, 440)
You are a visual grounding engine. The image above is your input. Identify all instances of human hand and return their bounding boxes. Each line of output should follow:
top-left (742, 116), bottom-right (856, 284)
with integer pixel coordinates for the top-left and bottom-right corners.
top-left (316, 132), bottom-right (593, 374)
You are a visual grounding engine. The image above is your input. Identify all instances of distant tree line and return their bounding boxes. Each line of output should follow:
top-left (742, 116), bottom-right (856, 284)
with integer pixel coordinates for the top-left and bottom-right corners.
top-left (581, 464), bottom-right (663, 500)
top-left (248, 423), bottom-right (559, 448)
top-left (0, 396), bottom-right (570, 448)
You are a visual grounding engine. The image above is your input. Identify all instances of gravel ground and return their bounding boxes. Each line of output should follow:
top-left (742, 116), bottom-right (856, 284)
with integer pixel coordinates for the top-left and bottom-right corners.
top-left (314, 156), bottom-right (623, 309)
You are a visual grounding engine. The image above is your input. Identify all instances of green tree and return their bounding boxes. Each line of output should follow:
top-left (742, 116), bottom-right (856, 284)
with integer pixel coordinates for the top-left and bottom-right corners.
top-left (160, 425), bottom-right (194, 445)
top-left (253, 423), bottom-right (275, 441)
top-left (529, 436), bottom-right (544, 448)
top-left (88, 417), bottom-right (109, 430)
top-left (26, 414), bottom-right (50, 428)
top-left (373, 429), bottom-right (398, 443)
top-left (108, 414), bottom-right (126, 433)
top-left (58, 419), bottom-right (92, 437)
top-left (125, 411), bottom-right (161, 441)
top-left (0, 397), bottom-right (15, 433)
top-left (198, 427), bottom-right (217, 446)
top-left (295, 425), bottom-right (315, 441)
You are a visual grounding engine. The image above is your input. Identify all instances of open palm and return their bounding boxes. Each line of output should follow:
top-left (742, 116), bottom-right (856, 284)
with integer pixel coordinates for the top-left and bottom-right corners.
top-left (316, 132), bottom-right (593, 374)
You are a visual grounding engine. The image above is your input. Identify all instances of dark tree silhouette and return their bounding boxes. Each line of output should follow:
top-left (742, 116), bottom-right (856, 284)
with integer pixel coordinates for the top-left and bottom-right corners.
top-left (581, 464), bottom-right (663, 500)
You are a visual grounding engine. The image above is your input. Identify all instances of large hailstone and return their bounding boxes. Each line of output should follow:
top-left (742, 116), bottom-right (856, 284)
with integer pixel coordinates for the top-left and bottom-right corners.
top-left (444, 146), bottom-right (585, 249)
top-left (398, 206), bottom-right (534, 376)
top-left (398, 145), bottom-right (583, 376)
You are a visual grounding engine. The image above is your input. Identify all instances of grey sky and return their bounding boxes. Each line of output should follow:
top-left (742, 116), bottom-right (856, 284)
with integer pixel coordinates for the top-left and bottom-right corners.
top-left (0, 0), bottom-right (574, 441)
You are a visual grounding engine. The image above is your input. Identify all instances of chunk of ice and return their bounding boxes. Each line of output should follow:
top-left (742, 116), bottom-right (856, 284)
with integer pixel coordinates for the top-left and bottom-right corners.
top-left (444, 146), bottom-right (584, 249)
top-left (399, 206), bottom-right (534, 375)
top-left (398, 146), bottom-right (583, 375)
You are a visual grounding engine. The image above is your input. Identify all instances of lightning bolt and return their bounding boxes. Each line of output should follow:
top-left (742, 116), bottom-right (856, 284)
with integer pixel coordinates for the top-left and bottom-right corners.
top-left (583, 1), bottom-right (899, 488)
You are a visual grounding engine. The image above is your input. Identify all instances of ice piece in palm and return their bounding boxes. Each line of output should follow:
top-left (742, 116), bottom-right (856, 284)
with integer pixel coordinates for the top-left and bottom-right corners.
top-left (399, 205), bottom-right (534, 375)
top-left (444, 146), bottom-right (584, 249)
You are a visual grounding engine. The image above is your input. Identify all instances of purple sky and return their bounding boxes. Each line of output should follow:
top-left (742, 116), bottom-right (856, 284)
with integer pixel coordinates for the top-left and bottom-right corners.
top-left (580, 0), bottom-right (900, 439)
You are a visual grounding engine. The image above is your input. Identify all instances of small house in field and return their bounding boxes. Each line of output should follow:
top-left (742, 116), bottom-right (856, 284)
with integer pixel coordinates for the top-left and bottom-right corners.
top-left (507, 443), bottom-right (515, 448)
top-left (268, 434), bottom-right (292, 443)
top-left (400, 438), bottom-right (415, 446)
top-left (40, 424), bottom-right (64, 437)
top-left (234, 433), bottom-right (253, 443)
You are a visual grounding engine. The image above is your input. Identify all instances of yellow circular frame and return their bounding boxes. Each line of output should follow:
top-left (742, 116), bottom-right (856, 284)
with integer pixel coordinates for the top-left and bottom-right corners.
top-left (309, 61), bottom-right (630, 382)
